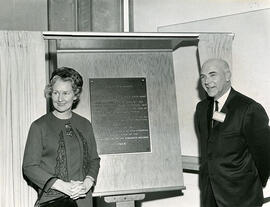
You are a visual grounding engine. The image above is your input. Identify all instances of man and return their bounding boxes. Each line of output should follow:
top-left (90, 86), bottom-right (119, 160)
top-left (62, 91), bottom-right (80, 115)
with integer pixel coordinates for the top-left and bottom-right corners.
top-left (195, 58), bottom-right (270, 207)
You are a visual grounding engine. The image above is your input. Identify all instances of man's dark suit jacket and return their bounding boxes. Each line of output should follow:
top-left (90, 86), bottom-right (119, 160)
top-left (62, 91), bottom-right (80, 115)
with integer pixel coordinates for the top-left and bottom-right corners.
top-left (195, 88), bottom-right (270, 207)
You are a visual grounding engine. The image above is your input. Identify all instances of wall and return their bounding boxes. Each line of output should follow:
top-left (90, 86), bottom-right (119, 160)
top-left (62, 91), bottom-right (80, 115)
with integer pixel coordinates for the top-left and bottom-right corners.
top-left (133, 0), bottom-right (270, 32)
top-left (0, 0), bottom-right (47, 31)
top-left (1, 0), bottom-right (268, 32)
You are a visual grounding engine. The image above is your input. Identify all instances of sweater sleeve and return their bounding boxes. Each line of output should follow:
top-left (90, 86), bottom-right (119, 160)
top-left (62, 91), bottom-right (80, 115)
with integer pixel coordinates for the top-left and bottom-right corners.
top-left (22, 122), bottom-right (55, 191)
top-left (86, 122), bottom-right (100, 183)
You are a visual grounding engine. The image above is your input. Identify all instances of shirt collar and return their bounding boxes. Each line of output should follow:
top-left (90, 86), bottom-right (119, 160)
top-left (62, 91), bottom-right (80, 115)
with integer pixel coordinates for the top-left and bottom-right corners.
top-left (216, 87), bottom-right (231, 111)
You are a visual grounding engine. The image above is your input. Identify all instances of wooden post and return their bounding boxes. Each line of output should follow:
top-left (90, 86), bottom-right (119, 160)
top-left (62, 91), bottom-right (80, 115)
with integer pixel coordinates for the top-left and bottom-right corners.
top-left (104, 194), bottom-right (145, 207)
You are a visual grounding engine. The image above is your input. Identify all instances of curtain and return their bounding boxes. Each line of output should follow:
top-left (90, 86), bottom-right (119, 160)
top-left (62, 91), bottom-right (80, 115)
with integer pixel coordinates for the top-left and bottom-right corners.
top-left (198, 33), bottom-right (234, 70)
top-left (0, 31), bottom-right (46, 207)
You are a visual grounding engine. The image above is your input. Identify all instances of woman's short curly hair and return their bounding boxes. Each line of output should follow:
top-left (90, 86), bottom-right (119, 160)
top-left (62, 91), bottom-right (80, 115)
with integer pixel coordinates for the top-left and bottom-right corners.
top-left (44, 67), bottom-right (83, 109)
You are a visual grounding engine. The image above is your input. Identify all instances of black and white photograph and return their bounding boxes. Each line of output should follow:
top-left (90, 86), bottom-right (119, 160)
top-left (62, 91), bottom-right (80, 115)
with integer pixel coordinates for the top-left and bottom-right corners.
top-left (0, 1), bottom-right (270, 207)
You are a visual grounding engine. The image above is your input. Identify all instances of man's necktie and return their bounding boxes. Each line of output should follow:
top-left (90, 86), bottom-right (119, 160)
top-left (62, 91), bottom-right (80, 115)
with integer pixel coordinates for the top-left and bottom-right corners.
top-left (212, 100), bottom-right (219, 127)
top-left (215, 100), bottom-right (219, 112)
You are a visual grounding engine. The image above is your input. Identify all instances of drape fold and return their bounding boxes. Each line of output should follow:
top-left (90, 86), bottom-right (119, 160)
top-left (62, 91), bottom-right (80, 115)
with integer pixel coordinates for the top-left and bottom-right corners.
top-left (198, 33), bottom-right (234, 69)
top-left (0, 31), bottom-right (46, 207)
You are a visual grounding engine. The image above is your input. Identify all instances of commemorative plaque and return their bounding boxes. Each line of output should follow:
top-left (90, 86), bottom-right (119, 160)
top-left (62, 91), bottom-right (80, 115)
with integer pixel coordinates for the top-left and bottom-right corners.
top-left (89, 78), bottom-right (151, 154)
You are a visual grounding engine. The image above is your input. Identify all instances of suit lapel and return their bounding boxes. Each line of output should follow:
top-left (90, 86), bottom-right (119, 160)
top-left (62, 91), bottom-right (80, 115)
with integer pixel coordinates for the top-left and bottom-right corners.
top-left (220, 88), bottom-right (236, 113)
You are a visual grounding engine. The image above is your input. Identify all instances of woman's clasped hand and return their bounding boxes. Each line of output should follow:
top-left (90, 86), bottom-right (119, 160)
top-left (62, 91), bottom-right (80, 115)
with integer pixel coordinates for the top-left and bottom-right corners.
top-left (52, 177), bottom-right (94, 200)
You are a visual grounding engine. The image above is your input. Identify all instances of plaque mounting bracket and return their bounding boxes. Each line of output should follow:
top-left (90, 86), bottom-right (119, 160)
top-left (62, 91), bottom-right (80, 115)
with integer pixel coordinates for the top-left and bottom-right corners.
top-left (104, 193), bottom-right (145, 207)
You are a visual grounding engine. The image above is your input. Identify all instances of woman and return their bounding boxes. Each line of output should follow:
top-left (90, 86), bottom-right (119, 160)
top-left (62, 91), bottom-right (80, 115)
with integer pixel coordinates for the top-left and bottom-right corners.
top-left (23, 67), bottom-right (100, 207)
